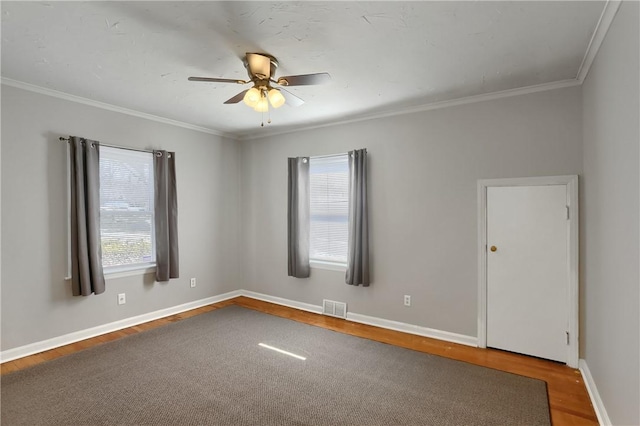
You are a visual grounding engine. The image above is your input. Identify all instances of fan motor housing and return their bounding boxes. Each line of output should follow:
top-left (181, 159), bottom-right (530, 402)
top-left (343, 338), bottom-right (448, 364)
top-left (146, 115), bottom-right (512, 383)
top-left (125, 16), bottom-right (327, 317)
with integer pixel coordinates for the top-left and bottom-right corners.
top-left (244, 53), bottom-right (278, 81)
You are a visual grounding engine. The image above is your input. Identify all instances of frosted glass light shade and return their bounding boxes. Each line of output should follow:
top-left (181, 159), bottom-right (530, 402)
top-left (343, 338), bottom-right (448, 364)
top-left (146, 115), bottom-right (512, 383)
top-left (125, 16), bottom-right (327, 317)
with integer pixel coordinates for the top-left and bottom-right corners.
top-left (253, 96), bottom-right (269, 112)
top-left (243, 87), bottom-right (261, 108)
top-left (268, 88), bottom-right (285, 108)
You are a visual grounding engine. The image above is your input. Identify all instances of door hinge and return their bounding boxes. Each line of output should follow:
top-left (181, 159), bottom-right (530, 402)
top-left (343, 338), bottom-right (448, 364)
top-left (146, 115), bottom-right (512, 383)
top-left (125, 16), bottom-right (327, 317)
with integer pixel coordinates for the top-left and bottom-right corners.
top-left (566, 331), bottom-right (570, 345)
top-left (566, 206), bottom-right (570, 220)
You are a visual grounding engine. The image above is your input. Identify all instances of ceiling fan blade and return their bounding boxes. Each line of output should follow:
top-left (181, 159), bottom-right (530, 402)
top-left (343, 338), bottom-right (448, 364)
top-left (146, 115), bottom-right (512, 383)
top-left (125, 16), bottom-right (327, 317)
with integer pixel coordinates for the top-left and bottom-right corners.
top-left (279, 88), bottom-right (305, 107)
top-left (188, 77), bottom-right (247, 84)
top-left (223, 89), bottom-right (249, 104)
top-left (276, 73), bottom-right (331, 86)
top-left (245, 53), bottom-right (272, 80)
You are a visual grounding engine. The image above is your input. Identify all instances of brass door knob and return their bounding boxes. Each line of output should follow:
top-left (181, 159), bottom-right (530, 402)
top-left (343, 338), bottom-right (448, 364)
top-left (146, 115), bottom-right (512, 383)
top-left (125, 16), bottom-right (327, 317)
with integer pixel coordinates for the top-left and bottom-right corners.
top-left (490, 246), bottom-right (497, 252)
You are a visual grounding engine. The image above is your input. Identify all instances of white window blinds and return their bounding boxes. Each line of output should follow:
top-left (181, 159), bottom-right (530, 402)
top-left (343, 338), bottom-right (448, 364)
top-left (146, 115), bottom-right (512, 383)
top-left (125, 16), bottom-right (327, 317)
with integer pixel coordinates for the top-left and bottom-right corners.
top-left (99, 146), bottom-right (155, 270)
top-left (309, 154), bottom-right (349, 264)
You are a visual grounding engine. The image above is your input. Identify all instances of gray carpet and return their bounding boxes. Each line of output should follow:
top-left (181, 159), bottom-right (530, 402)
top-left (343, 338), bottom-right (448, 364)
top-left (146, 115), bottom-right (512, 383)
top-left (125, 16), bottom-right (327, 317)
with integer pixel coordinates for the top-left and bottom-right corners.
top-left (1, 306), bottom-right (551, 425)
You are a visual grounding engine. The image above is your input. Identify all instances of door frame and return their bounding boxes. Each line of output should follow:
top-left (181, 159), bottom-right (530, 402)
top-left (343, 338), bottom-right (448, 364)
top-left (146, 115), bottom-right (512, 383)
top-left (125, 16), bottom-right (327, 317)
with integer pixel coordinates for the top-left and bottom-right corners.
top-left (477, 175), bottom-right (579, 368)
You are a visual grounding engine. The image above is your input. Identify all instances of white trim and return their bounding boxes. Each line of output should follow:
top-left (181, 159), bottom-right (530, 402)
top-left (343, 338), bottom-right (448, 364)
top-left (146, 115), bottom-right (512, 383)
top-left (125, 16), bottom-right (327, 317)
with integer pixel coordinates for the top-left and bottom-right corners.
top-left (0, 292), bottom-right (610, 420)
top-left (477, 175), bottom-right (578, 188)
top-left (310, 260), bottom-right (347, 272)
top-left (0, 290), bottom-right (242, 363)
top-left (5, 0), bottom-right (619, 147)
top-left (566, 176), bottom-right (580, 368)
top-left (580, 359), bottom-right (611, 425)
top-left (65, 266), bottom-right (156, 281)
top-left (346, 312), bottom-right (477, 347)
top-left (477, 181), bottom-right (488, 349)
top-left (0, 289), bottom-right (477, 364)
top-left (240, 0), bottom-right (627, 142)
top-left (241, 290), bottom-right (323, 315)
top-left (238, 79), bottom-right (581, 141)
top-left (477, 175), bottom-right (579, 368)
top-left (104, 266), bottom-right (156, 280)
top-left (576, 0), bottom-right (622, 83)
top-left (2, 76), bottom-right (582, 143)
top-left (0, 78), bottom-right (234, 139)
top-left (241, 290), bottom-right (477, 346)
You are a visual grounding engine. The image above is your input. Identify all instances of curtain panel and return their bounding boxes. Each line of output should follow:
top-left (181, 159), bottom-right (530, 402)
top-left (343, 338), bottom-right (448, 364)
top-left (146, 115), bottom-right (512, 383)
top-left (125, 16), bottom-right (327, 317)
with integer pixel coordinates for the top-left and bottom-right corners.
top-left (69, 136), bottom-right (106, 296)
top-left (154, 150), bottom-right (179, 282)
top-left (287, 157), bottom-right (311, 278)
top-left (346, 149), bottom-right (370, 286)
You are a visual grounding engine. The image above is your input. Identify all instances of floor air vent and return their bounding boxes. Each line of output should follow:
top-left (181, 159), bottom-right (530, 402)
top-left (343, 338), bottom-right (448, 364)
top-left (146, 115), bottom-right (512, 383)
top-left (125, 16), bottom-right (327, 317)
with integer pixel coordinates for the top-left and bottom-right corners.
top-left (322, 299), bottom-right (347, 319)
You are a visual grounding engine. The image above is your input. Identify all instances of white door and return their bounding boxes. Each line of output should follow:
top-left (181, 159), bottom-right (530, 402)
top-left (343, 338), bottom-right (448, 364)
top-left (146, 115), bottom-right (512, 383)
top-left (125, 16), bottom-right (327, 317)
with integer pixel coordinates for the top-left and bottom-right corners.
top-left (486, 185), bottom-right (568, 362)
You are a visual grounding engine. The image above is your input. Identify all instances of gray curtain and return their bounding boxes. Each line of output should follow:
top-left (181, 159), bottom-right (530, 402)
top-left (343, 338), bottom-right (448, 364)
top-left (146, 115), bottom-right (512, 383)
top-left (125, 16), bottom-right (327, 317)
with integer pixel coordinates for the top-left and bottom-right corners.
top-left (154, 150), bottom-right (179, 282)
top-left (287, 157), bottom-right (310, 278)
top-left (346, 149), bottom-right (370, 286)
top-left (69, 136), bottom-right (105, 296)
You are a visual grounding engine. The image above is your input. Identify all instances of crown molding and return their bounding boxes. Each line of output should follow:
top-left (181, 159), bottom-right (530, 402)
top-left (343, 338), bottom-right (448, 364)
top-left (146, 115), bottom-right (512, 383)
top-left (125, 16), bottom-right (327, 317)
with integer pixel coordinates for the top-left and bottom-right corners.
top-left (3, 75), bottom-right (582, 143)
top-left (3, 1), bottom-right (618, 142)
top-left (0, 77), bottom-right (237, 139)
top-left (238, 0), bottom-right (623, 141)
top-left (238, 78), bottom-right (581, 141)
top-left (576, 0), bottom-right (622, 83)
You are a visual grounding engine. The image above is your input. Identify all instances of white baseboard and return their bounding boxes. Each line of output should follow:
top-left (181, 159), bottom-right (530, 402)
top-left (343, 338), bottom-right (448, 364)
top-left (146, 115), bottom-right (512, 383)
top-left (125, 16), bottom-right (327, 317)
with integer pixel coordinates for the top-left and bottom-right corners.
top-left (0, 288), bottom-right (610, 425)
top-left (347, 312), bottom-right (478, 347)
top-left (239, 290), bottom-right (477, 347)
top-left (241, 290), bottom-right (323, 315)
top-left (2, 289), bottom-right (477, 364)
top-left (0, 290), bottom-right (242, 363)
top-left (579, 359), bottom-right (610, 426)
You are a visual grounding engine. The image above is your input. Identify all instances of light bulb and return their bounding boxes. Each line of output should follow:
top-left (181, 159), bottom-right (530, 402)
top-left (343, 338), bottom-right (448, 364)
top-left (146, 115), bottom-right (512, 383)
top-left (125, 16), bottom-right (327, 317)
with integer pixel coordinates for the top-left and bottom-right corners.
top-left (243, 87), bottom-right (261, 108)
top-left (254, 96), bottom-right (269, 112)
top-left (268, 88), bottom-right (285, 108)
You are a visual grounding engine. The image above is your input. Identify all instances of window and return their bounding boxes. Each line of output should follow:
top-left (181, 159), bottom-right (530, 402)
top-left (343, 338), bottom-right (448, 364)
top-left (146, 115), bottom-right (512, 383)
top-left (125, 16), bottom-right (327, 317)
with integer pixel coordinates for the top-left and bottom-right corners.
top-left (99, 146), bottom-right (155, 272)
top-left (309, 154), bottom-right (349, 265)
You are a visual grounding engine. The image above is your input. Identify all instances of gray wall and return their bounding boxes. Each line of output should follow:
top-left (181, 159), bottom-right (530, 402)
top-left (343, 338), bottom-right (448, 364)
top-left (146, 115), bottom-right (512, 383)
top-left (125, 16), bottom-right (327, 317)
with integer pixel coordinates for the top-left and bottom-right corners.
top-left (581, 2), bottom-right (639, 424)
top-left (241, 87), bottom-right (583, 337)
top-left (2, 20), bottom-right (636, 420)
top-left (1, 85), bottom-right (242, 350)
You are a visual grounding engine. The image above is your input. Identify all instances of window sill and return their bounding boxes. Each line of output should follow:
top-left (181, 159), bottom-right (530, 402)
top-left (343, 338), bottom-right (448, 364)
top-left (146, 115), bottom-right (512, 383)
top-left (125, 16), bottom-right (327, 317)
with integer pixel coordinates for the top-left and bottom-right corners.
top-left (64, 264), bottom-right (156, 281)
top-left (105, 265), bottom-right (156, 279)
top-left (310, 260), bottom-right (347, 272)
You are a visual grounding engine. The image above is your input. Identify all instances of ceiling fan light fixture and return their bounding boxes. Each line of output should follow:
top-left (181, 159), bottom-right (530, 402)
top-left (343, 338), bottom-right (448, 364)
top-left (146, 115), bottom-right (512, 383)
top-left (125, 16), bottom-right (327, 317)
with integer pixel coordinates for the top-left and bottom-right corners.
top-left (253, 95), bottom-right (269, 112)
top-left (268, 88), bottom-right (285, 108)
top-left (243, 87), bottom-right (261, 108)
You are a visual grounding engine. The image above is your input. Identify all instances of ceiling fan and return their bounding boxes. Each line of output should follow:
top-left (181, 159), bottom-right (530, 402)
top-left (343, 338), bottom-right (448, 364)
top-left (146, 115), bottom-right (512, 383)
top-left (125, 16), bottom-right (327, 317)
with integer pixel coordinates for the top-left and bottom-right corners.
top-left (188, 52), bottom-right (331, 120)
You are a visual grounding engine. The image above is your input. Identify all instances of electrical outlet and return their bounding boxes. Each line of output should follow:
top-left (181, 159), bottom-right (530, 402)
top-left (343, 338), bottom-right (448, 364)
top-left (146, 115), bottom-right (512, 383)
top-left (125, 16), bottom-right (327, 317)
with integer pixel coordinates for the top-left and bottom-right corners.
top-left (118, 293), bottom-right (126, 305)
top-left (190, 278), bottom-right (196, 288)
top-left (404, 295), bottom-right (411, 307)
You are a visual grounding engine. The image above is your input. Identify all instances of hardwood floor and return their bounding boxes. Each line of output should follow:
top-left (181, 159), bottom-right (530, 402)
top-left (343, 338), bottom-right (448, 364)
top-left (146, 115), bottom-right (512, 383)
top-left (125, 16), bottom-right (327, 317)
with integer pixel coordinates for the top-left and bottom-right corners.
top-left (1, 296), bottom-right (597, 425)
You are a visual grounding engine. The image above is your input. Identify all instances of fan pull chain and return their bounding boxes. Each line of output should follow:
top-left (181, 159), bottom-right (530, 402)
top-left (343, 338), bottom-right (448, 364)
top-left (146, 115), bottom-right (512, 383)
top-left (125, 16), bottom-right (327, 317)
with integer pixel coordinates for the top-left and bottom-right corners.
top-left (258, 89), bottom-right (273, 127)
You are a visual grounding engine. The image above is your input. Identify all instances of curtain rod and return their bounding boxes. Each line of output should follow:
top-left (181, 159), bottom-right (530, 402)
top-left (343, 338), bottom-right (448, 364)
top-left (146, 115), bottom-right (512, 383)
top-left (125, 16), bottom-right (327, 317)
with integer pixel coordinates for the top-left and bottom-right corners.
top-left (58, 137), bottom-right (154, 154)
top-left (310, 152), bottom-right (348, 159)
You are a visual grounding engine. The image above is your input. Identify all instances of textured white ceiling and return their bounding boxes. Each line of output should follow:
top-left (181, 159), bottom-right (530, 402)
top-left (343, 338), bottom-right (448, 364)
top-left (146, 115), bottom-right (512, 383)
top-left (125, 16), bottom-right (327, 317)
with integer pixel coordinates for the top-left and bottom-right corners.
top-left (1, 1), bottom-right (605, 138)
